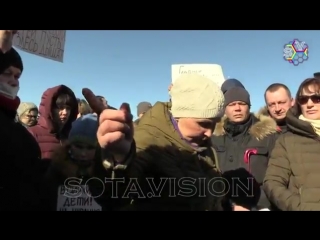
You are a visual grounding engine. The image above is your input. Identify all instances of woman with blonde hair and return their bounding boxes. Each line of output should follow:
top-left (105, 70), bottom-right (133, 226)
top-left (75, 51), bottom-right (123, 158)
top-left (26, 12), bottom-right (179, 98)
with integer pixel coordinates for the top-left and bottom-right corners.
top-left (77, 98), bottom-right (91, 118)
top-left (264, 77), bottom-right (320, 211)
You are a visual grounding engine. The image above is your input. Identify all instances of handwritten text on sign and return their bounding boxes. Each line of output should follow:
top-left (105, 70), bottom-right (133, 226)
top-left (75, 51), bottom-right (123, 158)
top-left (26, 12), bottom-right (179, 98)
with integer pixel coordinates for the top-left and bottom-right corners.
top-left (13, 30), bottom-right (66, 62)
top-left (57, 185), bottom-right (102, 211)
top-left (171, 64), bottom-right (226, 87)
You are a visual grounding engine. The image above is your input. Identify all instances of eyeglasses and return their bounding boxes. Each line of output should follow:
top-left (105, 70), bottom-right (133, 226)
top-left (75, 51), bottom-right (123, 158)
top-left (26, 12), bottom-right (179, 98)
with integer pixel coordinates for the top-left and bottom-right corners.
top-left (297, 95), bottom-right (320, 105)
top-left (23, 114), bottom-right (37, 119)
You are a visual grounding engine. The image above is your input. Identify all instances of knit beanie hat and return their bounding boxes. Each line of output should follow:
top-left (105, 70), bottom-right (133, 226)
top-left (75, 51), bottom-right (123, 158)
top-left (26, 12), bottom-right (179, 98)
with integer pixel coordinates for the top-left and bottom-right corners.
top-left (171, 74), bottom-right (224, 118)
top-left (0, 48), bottom-right (23, 74)
top-left (17, 102), bottom-right (38, 117)
top-left (137, 101), bottom-right (152, 116)
top-left (221, 78), bottom-right (245, 94)
top-left (224, 87), bottom-right (251, 107)
top-left (68, 114), bottom-right (98, 146)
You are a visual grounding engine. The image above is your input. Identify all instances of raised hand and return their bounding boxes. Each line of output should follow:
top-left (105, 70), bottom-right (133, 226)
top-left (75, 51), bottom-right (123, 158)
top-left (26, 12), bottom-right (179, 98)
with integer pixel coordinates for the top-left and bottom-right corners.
top-left (0, 30), bottom-right (18, 53)
top-left (82, 88), bottom-right (106, 115)
top-left (233, 205), bottom-right (250, 211)
top-left (82, 88), bottom-right (133, 163)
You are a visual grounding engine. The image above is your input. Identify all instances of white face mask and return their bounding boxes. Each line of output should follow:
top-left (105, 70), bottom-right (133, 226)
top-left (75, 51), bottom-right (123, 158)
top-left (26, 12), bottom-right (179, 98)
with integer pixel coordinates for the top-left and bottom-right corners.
top-left (0, 82), bottom-right (19, 99)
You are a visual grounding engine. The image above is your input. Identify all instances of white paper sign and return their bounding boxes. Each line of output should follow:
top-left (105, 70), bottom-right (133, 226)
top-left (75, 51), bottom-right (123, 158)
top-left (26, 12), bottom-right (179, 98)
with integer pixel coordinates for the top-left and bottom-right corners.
top-left (13, 30), bottom-right (66, 62)
top-left (57, 185), bottom-right (102, 211)
top-left (171, 64), bottom-right (226, 87)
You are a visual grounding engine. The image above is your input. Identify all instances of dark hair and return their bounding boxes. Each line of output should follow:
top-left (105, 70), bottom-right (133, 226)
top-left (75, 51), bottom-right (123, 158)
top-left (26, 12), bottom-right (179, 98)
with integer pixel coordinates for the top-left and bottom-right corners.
top-left (294, 78), bottom-right (320, 115)
top-left (264, 83), bottom-right (292, 103)
top-left (314, 72), bottom-right (320, 78)
top-left (55, 94), bottom-right (73, 108)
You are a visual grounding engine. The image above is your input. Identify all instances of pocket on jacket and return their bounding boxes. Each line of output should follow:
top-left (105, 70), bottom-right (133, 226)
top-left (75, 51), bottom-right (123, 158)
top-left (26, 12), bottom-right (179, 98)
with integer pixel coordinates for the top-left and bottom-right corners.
top-left (214, 146), bottom-right (226, 153)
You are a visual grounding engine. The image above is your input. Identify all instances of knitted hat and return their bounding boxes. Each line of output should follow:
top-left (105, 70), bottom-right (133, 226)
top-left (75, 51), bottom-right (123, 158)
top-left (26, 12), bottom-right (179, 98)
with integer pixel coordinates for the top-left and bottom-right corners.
top-left (171, 74), bottom-right (224, 118)
top-left (137, 101), bottom-right (152, 116)
top-left (221, 78), bottom-right (245, 94)
top-left (17, 102), bottom-right (38, 117)
top-left (68, 114), bottom-right (98, 146)
top-left (224, 87), bottom-right (251, 107)
top-left (0, 48), bottom-right (23, 74)
top-left (0, 48), bottom-right (23, 113)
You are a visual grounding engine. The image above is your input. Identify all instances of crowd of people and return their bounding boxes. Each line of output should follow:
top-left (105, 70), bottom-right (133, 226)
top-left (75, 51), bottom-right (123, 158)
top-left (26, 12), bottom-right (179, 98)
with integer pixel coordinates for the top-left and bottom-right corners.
top-left (2, 30), bottom-right (320, 211)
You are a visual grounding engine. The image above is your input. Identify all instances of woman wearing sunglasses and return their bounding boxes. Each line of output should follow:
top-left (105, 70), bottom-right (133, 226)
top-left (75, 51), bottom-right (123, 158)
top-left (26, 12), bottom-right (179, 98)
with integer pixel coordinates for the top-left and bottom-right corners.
top-left (263, 77), bottom-right (320, 211)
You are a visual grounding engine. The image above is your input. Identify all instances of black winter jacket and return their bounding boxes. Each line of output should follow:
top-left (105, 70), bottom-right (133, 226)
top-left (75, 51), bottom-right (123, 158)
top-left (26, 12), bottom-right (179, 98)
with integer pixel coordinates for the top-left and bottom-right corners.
top-left (211, 114), bottom-right (278, 210)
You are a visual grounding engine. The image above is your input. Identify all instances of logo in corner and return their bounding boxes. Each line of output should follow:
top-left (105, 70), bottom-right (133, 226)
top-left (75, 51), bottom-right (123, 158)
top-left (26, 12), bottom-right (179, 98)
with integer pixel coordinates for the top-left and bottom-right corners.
top-left (283, 39), bottom-right (309, 66)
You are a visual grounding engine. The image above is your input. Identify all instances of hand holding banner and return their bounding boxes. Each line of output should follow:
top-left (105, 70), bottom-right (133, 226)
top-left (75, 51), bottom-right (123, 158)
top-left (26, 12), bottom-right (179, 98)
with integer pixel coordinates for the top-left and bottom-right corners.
top-left (0, 30), bottom-right (17, 53)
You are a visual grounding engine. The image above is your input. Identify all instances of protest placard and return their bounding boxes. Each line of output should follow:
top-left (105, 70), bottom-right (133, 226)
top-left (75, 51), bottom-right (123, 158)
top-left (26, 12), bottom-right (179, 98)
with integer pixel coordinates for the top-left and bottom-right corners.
top-left (171, 64), bottom-right (226, 87)
top-left (57, 185), bottom-right (102, 211)
top-left (13, 30), bottom-right (66, 62)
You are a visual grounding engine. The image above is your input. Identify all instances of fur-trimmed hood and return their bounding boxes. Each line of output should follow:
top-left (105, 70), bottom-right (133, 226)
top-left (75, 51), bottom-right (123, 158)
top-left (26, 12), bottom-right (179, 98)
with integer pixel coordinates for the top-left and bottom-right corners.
top-left (51, 146), bottom-right (94, 178)
top-left (256, 106), bottom-right (270, 118)
top-left (213, 112), bottom-right (278, 141)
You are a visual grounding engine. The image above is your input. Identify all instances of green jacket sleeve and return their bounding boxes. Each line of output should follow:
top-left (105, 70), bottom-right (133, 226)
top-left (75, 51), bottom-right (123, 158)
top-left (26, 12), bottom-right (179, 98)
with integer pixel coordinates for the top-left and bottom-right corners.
top-left (263, 135), bottom-right (301, 211)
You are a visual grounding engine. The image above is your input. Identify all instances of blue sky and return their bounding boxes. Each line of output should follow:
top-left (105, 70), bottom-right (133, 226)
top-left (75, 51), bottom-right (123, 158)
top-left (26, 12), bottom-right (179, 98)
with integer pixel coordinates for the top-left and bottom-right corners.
top-left (16, 30), bottom-right (319, 119)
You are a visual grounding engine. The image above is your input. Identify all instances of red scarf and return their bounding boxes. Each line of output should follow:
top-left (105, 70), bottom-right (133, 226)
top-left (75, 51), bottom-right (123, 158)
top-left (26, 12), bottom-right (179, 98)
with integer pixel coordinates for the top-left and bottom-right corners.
top-left (0, 94), bottom-right (20, 112)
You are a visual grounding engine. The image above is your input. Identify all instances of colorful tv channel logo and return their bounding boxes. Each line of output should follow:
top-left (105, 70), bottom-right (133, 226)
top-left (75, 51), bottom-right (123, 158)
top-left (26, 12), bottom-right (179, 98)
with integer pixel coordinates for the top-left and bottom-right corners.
top-left (283, 39), bottom-right (308, 66)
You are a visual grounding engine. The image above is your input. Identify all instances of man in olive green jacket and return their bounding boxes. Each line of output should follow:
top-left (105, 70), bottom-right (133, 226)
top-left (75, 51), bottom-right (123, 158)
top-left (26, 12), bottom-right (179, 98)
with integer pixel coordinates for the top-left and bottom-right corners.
top-left (84, 74), bottom-right (229, 211)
